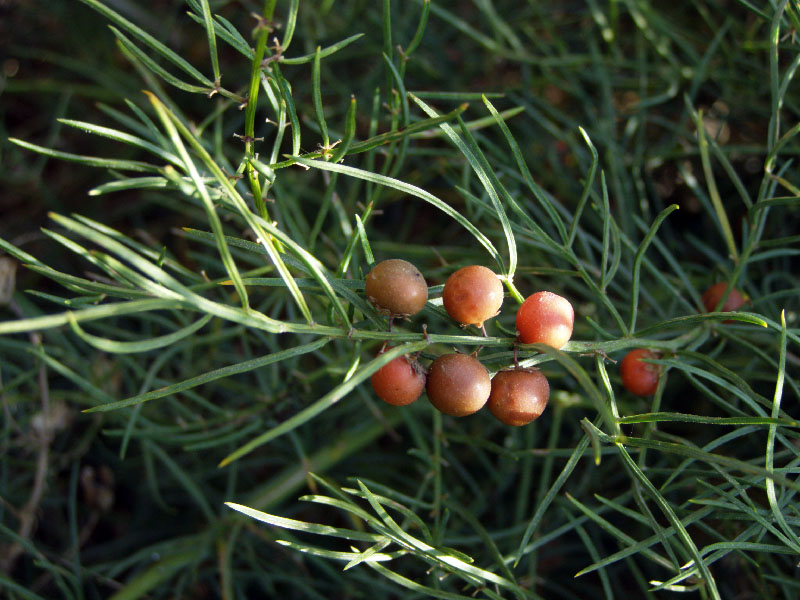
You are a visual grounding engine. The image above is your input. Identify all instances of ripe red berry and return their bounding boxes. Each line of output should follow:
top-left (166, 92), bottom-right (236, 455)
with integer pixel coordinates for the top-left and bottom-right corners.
top-left (488, 369), bottom-right (550, 426)
top-left (516, 291), bottom-right (574, 348)
top-left (442, 265), bottom-right (504, 327)
top-left (426, 353), bottom-right (491, 417)
top-left (620, 348), bottom-right (660, 396)
top-left (370, 352), bottom-right (426, 406)
top-left (365, 259), bottom-right (428, 317)
top-left (701, 282), bottom-right (746, 314)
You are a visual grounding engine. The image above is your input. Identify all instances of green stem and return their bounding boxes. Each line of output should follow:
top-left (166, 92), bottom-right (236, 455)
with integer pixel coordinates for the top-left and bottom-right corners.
top-left (696, 109), bottom-right (739, 264)
top-left (244, 0), bottom-right (278, 220)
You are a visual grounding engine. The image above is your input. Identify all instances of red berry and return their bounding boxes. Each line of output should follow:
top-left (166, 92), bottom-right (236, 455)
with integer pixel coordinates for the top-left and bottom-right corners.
top-left (365, 259), bottom-right (428, 317)
top-left (442, 265), bottom-right (504, 327)
top-left (371, 352), bottom-right (426, 406)
top-left (620, 348), bottom-right (660, 396)
top-left (701, 282), bottom-right (746, 314)
top-left (488, 369), bottom-right (550, 426)
top-left (426, 353), bottom-right (491, 417)
top-left (516, 291), bottom-right (574, 348)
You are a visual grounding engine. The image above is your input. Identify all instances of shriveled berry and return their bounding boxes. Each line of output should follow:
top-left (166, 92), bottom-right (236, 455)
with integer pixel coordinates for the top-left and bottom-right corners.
top-left (516, 291), bottom-right (574, 348)
top-left (365, 259), bottom-right (428, 317)
top-left (426, 353), bottom-right (491, 417)
top-left (620, 348), bottom-right (660, 396)
top-left (371, 352), bottom-right (426, 406)
top-left (442, 265), bottom-right (504, 327)
top-left (488, 368), bottom-right (550, 426)
top-left (702, 282), bottom-right (746, 315)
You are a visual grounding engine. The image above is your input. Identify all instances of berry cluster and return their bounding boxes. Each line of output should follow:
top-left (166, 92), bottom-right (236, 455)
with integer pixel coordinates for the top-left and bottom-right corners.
top-left (366, 259), bottom-right (572, 426)
top-left (367, 261), bottom-right (751, 414)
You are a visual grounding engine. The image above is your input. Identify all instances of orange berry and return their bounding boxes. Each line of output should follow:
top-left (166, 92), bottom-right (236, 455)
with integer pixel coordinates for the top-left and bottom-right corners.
top-left (370, 352), bottom-right (426, 406)
top-left (620, 348), bottom-right (660, 396)
top-left (442, 265), bottom-right (504, 327)
top-left (516, 291), bottom-right (574, 348)
top-left (701, 282), bottom-right (746, 314)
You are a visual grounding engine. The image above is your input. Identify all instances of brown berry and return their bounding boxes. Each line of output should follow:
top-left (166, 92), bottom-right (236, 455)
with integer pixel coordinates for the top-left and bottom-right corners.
top-left (442, 265), bottom-right (504, 327)
top-left (426, 353), bottom-right (491, 417)
top-left (516, 291), bottom-right (574, 348)
top-left (371, 352), bottom-right (426, 406)
top-left (365, 259), bottom-right (428, 317)
top-left (488, 369), bottom-right (550, 426)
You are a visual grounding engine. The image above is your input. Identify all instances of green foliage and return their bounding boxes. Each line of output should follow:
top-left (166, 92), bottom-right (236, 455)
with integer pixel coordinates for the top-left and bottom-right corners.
top-left (1, 1), bottom-right (799, 598)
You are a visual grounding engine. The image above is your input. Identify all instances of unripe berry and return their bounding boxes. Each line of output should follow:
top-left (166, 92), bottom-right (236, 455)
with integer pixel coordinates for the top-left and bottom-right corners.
top-left (442, 265), bottom-right (504, 327)
top-left (365, 259), bottom-right (428, 317)
top-left (516, 291), bottom-right (574, 348)
top-left (620, 348), bottom-right (660, 397)
top-left (426, 353), bottom-right (491, 417)
top-left (488, 368), bottom-right (550, 426)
